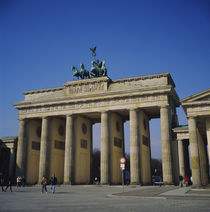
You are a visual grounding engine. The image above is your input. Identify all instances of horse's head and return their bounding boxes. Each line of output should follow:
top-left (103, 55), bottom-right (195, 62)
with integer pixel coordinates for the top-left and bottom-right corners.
top-left (80, 64), bottom-right (84, 69)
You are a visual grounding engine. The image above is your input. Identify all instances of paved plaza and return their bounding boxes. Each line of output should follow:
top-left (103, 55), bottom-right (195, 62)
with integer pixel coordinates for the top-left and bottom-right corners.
top-left (1, 185), bottom-right (210, 212)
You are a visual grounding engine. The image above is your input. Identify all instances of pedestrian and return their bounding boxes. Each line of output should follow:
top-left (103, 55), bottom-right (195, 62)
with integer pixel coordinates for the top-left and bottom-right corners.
top-left (4, 177), bottom-right (12, 192)
top-left (190, 176), bottom-right (193, 185)
top-left (184, 176), bottom-right (189, 187)
top-left (179, 175), bottom-right (183, 187)
top-left (21, 176), bottom-right (25, 187)
top-left (0, 173), bottom-right (5, 192)
top-left (41, 176), bottom-right (48, 193)
top-left (17, 176), bottom-right (21, 187)
top-left (125, 170), bottom-right (130, 185)
top-left (49, 175), bottom-right (57, 194)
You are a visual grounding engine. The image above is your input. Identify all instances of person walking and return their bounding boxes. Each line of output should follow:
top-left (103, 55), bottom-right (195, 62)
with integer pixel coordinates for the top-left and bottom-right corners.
top-left (184, 176), bottom-right (189, 187)
top-left (179, 175), bottom-right (183, 187)
top-left (21, 176), bottom-right (25, 187)
top-left (41, 176), bottom-right (48, 193)
top-left (4, 177), bottom-right (12, 192)
top-left (125, 170), bottom-right (130, 185)
top-left (0, 173), bottom-right (5, 192)
top-left (17, 176), bottom-right (21, 187)
top-left (49, 175), bottom-right (57, 194)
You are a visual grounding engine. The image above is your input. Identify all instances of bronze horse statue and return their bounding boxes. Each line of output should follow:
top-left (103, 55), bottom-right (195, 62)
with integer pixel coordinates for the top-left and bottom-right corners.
top-left (80, 64), bottom-right (90, 79)
top-left (72, 64), bottom-right (90, 80)
top-left (72, 66), bottom-right (81, 80)
top-left (90, 60), bottom-right (107, 78)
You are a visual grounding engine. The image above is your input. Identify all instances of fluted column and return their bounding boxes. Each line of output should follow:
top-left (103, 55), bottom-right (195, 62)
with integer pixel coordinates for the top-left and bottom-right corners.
top-left (206, 118), bottom-right (210, 169)
top-left (188, 117), bottom-right (201, 186)
top-left (178, 139), bottom-right (185, 177)
top-left (9, 144), bottom-right (15, 179)
top-left (38, 117), bottom-right (50, 183)
top-left (130, 109), bottom-right (140, 184)
top-left (16, 119), bottom-right (27, 177)
top-left (100, 111), bottom-right (110, 184)
top-left (64, 115), bottom-right (74, 184)
top-left (160, 106), bottom-right (173, 184)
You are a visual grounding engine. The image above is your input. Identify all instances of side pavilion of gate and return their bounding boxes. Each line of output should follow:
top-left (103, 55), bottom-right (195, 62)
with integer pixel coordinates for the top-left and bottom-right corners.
top-left (173, 88), bottom-right (210, 187)
top-left (14, 73), bottom-right (180, 185)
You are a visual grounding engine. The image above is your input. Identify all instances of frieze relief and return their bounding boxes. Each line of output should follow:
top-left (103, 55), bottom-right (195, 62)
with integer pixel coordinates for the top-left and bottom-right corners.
top-left (177, 133), bottom-right (189, 140)
top-left (19, 94), bottom-right (167, 117)
top-left (187, 105), bottom-right (210, 117)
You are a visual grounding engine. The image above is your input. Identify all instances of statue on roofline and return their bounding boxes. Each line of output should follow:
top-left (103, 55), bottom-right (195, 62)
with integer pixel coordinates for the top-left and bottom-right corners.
top-left (71, 47), bottom-right (107, 80)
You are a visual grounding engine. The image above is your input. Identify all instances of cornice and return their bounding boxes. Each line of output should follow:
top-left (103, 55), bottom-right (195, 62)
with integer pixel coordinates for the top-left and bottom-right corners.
top-left (64, 76), bottom-right (111, 87)
top-left (168, 86), bottom-right (180, 106)
top-left (181, 101), bottom-right (210, 107)
top-left (112, 72), bottom-right (175, 88)
top-left (22, 73), bottom-right (175, 96)
top-left (181, 88), bottom-right (210, 103)
top-left (23, 87), bottom-right (64, 95)
top-left (14, 86), bottom-right (172, 109)
top-left (173, 125), bottom-right (188, 133)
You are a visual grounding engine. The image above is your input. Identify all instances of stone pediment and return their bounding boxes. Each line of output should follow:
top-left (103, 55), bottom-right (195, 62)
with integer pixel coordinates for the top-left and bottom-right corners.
top-left (181, 88), bottom-right (210, 117)
top-left (181, 88), bottom-right (210, 105)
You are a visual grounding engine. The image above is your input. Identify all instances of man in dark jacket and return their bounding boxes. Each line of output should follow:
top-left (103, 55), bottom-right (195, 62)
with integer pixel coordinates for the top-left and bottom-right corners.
top-left (4, 177), bottom-right (12, 192)
top-left (49, 176), bottom-right (57, 194)
top-left (0, 173), bottom-right (5, 192)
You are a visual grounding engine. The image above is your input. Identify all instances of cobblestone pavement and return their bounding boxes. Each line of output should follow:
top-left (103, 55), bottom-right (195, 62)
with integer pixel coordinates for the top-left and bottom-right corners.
top-left (0, 185), bottom-right (210, 212)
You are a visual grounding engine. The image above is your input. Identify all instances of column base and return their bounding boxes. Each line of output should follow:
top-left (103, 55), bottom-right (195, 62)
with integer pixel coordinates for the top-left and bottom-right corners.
top-left (63, 181), bottom-right (74, 185)
top-left (100, 182), bottom-right (110, 185)
top-left (163, 182), bottom-right (174, 185)
top-left (130, 182), bottom-right (141, 186)
top-left (191, 184), bottom-right (204, 189)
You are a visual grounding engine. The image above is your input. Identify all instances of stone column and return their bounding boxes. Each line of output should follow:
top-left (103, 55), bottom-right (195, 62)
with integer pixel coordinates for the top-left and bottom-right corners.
top-left (9, 145), bottom-right (15, 179)
top-left (100, 111), bottom-right (110, 184)
top-left (206, 118), bottom-right (210, 168)
top-left (16, 119), bottom-right (27, 177)
top-left (64, 115), bottom-right (74, 184)
top-left (38, 117), bottom-right (50, 183)
top-left (160, 106), bottom-right (173, 184)
top-left (184, 141), bottom-right (191, 178)
top-left (90, 123), bottom-right (93, 183)
top-left (129, 109), bottom-right (140, 184)
top-left (198, 136), bottom-right (208, 185)
top-left (188, 117), bottom-right (201, 186)
top-left (178, 140), bottom-right (185, 177)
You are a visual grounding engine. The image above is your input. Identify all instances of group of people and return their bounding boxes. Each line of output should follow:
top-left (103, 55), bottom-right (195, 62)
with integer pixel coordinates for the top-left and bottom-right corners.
top-left (1, 173), bottom-right (192, 191)
top-left (41, 176), bottom-right (57, 194)
top-left (16, 176), bottom-right (25, 187)
top-left (1, 172), bottom-right (57, 193)
top-left (179, 175), bottom-right (192, 187)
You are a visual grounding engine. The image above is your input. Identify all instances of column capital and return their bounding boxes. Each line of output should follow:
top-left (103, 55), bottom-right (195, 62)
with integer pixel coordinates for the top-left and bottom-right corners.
top-left (188, 116), bottom-right (197, 131)
top-left (66, 113), bottom-right (73, 117)
top-left (101, 110), bottom-right (109, 114)
top-left (188, 116), bottom-right (196, 121)
top-left (42, 116), bottom-right (50, 120)
top-left (130, 108), bottom-right (139, 112)
top-left (18, 118), bottom-right (26, 121)
top-left (160, 105), bottom-right (169, 109)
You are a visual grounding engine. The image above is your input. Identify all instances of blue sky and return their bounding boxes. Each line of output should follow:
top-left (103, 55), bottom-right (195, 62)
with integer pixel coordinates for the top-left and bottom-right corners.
top-left (0, 0), bottom-right (209, 158)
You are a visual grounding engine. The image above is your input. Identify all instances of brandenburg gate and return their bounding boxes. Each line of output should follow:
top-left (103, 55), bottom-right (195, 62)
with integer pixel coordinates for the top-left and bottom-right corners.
top-left (14, 73), bottom-right (180, 185)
